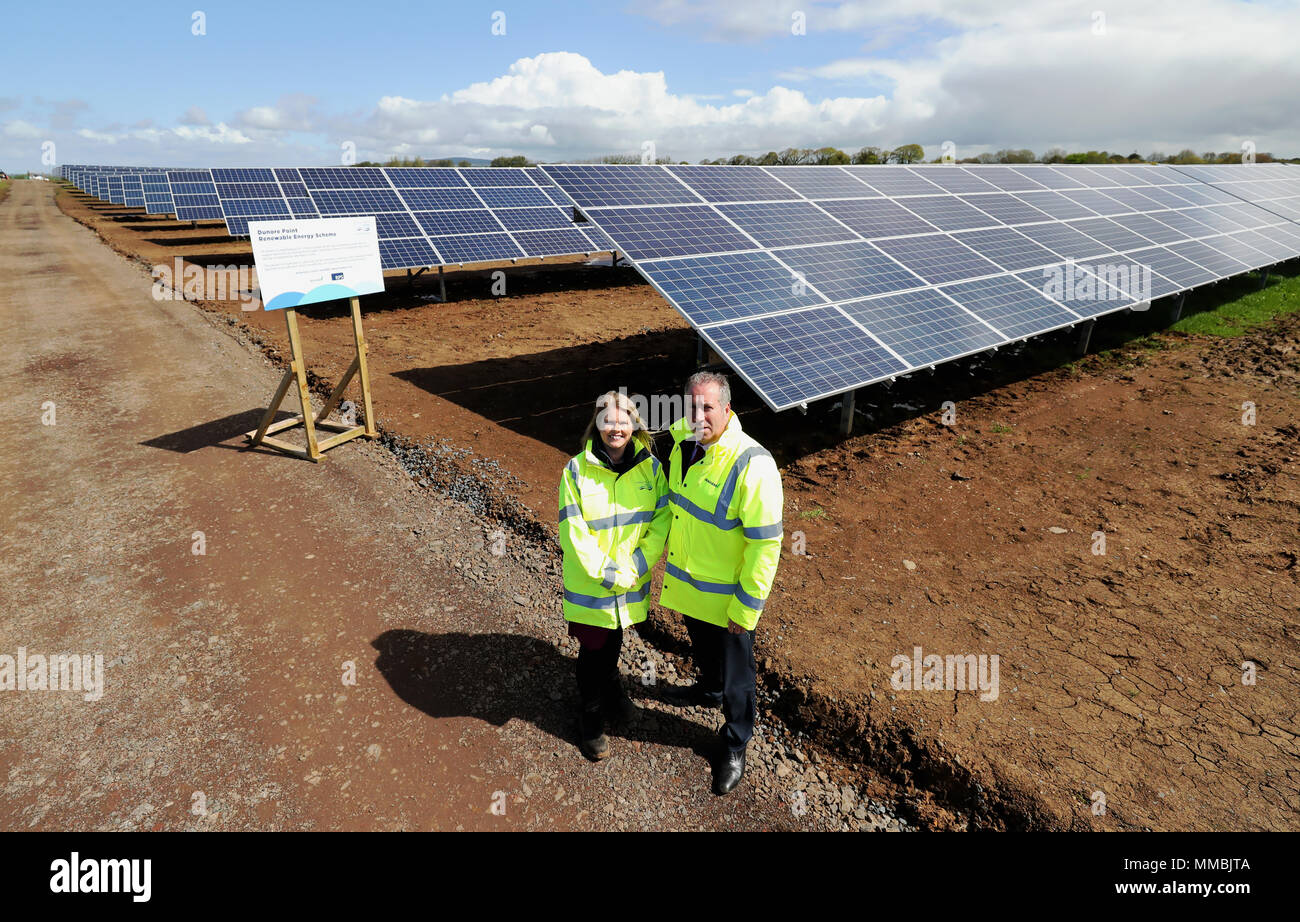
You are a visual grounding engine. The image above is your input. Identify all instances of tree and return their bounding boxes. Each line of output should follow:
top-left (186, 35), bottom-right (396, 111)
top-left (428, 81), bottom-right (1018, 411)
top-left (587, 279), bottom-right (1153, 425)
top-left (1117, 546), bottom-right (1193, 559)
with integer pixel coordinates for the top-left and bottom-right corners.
top-left (728, 154), bottom-right (757, 165)
top-left (756, 151), bottom-right (780, 165)
top-left (776, 147), bottom-right (814, 165)
top-left (1040, 147), bottom-right (1068, 164)
top-left (812, 146), bottom-right (850, 165)
top-left (889, 144), bottom-right (925, 164)
top-left (851, 146), bottom-right (886, 164)
top-left (994, 148), bottom-right (1036, 163)
top-left (1172, 149), bottom-right (1204, 164)
top-left (490, 155), bottom-right (530, 167)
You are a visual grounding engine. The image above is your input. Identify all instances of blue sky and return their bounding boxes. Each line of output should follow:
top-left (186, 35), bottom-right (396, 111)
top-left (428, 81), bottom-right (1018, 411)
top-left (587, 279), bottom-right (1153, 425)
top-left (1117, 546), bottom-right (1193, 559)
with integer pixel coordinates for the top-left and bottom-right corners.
top-left (3, 0), bottom-right (1298, 171)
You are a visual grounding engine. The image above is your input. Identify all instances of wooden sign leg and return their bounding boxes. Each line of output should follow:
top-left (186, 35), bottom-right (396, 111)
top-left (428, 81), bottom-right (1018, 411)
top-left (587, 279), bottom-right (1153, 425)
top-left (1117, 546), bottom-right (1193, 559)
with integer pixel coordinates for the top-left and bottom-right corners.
top-left (350, 297), bottom-right (377, 436)
top-left (285, 309), bottom-right (321, 460)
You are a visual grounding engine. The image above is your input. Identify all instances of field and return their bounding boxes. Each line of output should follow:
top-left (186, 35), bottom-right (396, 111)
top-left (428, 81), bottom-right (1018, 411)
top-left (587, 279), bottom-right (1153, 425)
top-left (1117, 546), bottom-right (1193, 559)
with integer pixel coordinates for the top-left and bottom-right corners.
top-left (12, 179), bottom-right (1299, 830)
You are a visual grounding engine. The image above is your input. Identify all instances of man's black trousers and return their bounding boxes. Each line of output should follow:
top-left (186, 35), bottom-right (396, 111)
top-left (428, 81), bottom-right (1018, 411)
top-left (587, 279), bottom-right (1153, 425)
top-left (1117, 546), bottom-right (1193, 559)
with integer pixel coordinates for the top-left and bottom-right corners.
top-left (685, 615), bottom-right (756, 752)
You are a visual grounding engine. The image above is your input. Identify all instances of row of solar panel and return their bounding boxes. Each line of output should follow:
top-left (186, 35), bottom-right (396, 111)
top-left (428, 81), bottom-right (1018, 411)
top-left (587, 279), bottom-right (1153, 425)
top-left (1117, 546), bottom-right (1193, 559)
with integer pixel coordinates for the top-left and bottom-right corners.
top-left (538, 163), bottom-right (1300, 410)
top-left (65, 165), bottom-right (617, 271)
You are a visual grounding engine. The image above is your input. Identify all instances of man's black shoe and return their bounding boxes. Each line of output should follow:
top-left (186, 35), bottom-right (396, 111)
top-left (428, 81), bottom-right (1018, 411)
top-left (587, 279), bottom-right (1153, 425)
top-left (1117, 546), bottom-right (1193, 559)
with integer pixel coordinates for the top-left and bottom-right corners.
top-left (661, 682), bottom-right (722, 710)
top-left (713, 748), bottom-right (746, 795)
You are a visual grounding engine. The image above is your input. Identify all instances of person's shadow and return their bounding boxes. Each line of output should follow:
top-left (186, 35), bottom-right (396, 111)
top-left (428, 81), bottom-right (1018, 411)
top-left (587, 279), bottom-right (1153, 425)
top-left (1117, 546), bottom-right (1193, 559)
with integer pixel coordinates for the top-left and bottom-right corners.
top-left (371, 629), bottom-right (718, 760)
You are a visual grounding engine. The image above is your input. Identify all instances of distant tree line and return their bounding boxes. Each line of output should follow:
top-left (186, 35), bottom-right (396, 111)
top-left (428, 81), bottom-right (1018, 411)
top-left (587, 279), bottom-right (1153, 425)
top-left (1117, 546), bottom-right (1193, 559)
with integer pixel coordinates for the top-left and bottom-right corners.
top-left (353, 147), bottom-right (1297, 168)
top-left (696, 145), bottom-right (1291, 165)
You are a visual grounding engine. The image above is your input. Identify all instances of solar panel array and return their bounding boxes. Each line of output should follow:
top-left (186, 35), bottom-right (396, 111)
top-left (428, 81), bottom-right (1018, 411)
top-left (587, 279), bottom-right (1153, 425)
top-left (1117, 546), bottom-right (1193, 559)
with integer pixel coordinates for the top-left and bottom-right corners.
top-left (540, 163), bottom-right (1300, 411)
top-left (62, 164), bottom-right (616, 272)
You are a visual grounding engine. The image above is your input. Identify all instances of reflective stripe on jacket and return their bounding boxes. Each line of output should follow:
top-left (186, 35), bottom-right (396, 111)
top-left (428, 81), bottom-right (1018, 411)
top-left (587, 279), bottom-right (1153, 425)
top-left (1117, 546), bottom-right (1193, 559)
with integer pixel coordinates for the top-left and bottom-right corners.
top-left (660, 412), bottom-right (783, 630)
top-left (558, 439), bottom-right (670, 628)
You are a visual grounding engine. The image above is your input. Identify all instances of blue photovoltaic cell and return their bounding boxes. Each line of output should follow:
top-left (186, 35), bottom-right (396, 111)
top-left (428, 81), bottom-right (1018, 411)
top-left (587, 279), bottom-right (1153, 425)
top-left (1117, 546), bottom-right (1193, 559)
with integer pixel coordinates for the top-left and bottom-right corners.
top-left (582, 226), bottom-right (617, 251)
top-left (1067, 217), bottom-right (1157, 252)
top-left (1132, 185), bottom-right (1199, 209)
top-left (669, 165), bottom-right (801, 203)
top-left (580, 205), bottom-right (755, 260)
top-left (1012, 190), bottom-right (1100, 220)
top-left (776, 240), bottom-right (927, 301)
top-left (378, 238), bottom-right (438, 270)
top-left (972, 166), bottom-right (1049, 192)
top-left (1016, 263), bottom-right (1144, 319)
top-left (816, 198), bottom-right (938, 238)
top-left (510, 227), bottom-right (596, 257)
top-left (639, 250), bottom-right (826, 326)
top-left (542, 165), bottom-right (704, 208)
top-left (1231, 229), bottom-right (1298, 262)
top-left (213, 182), bottom-right (281, 198)
top-left (909, 167), bottom-right (999, 194)
top-left (221, 198), bottom-right (290, 217)
top-left (458, 168), bottom-right (531, 187)
top-left (763, 166), bottom-right (878, 199)
top-left (940, 275), bottom-right (1080, 339)
top-left (274, 168), bottom-right (305, 183)
top-left (413, 209), bottom-right (505, 236)
top-left (542, 188), bottom-right (573, 206)
top-left (951, 226), bottom-right (1063, 271)
top-left (427, 233), bottom-right (525, 264)
top-left (287, 197), bottom-right (318, 217)
top-left (299, 167), bottom-right (389, 188)
top-left (1218, 202), bottom-right (1277, 229)
top-left (716, 200), bottom-right (857, 248)
top-left (492, 206), bottom-right (579, 232)
top-left (472, 187), bottom-right (552, 209)
top-left (212, 168), bottom-right (275, 183)
top-left (372, 213), bottom-right (424, 238)
top-left (1024, 167), bottom-right (1087, 190)
top-left (167, 170), bottom-right (223, 221)
top-left (1148, 209), bottom-right (1216, 238)
top-left (957, 193), bottom-right (1052, 225)
top-left (1183, 207), bottom-right (1245, 233)
top-left (1109, 213), bottom-right (1188, 245)
top-left (1123, 247), bottom-right (1218, 289)
top-left (395, 187), bottom-right (483, 211)
top-left (278, 181), bottom-right (310, 198)
top-left (1200, 233), bottom-right (1272, 268)
top-left (1060, 189), bottom-right (1134, 215)
top-left (526, 167), bottom-right (555, 186)
top-left (1099, 186), bottom-right (1164, 210)
top-left (898, 195), bottom-right (999, 231)
top-left (121, 175), bottom-right (145, 207)
top-left (1166, 239), bottom-right (1251, 277)
top-left (382, 168), bottom-right (468, 188)
top-left (310, 189), bottom-right (406, 214)
top-left (703, 306), bottom-right (909, 409)
top-left (871, 234), bottom-right (1002, 284)
top-left (844, 167), bottom-right (942, 196)
top-left (839, 289), bottom-right (1004, 367)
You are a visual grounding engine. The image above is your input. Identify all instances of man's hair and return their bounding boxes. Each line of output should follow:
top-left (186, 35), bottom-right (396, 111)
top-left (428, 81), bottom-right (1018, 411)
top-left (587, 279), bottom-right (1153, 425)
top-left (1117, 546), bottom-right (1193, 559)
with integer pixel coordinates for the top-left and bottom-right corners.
top-left (685, 370), bottom-right (731, 407)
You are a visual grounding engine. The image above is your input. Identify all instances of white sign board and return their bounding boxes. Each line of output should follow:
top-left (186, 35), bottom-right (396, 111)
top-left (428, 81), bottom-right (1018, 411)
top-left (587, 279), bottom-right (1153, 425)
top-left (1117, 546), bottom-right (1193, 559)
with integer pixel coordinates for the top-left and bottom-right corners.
top-left (249, 216), bottom-right (384, 311)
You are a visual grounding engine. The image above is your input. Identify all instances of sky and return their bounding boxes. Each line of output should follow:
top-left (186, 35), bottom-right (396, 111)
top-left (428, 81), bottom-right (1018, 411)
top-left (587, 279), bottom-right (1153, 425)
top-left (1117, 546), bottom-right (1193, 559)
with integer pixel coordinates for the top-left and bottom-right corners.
top-left (3, 0), bottom-right (1298, 172)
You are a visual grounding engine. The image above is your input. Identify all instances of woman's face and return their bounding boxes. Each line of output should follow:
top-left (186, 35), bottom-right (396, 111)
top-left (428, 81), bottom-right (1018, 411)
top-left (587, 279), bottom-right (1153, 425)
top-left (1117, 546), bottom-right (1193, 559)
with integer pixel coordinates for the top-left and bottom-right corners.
top-left (599, 405), bottom-right (633, 454)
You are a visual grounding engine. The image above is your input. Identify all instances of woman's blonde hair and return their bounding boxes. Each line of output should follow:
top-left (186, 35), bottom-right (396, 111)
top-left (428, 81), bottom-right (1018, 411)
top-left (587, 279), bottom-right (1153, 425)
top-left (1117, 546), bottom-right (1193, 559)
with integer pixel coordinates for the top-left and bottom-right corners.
top-left (580, 390), bottom-right (655, 457)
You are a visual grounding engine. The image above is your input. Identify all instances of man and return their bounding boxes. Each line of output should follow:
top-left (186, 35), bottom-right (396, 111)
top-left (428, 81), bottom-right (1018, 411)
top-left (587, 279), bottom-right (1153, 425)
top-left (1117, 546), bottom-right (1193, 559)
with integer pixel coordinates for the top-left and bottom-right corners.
top-left (660, 371), bottom-right (783, 795)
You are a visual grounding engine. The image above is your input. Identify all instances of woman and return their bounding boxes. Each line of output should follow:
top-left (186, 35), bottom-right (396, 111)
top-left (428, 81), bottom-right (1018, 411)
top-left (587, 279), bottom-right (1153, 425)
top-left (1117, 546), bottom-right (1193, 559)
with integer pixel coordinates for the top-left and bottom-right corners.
top-left (558, 390), bottom-right (670, 760)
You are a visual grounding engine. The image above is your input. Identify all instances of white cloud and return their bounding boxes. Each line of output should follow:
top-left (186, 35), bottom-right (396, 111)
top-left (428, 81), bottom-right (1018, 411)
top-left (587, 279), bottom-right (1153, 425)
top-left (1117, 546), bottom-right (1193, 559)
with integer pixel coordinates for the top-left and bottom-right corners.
top-left (3, 120), bottom-right (42, 139)
top-left (181, 106), bottom-right (210, 126)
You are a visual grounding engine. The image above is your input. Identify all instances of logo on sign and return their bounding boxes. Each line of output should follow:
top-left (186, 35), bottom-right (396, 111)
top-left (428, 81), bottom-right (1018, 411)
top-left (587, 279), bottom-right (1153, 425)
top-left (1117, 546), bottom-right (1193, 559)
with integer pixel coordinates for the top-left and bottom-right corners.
top-left (331, 272), bottom-right (344, 281)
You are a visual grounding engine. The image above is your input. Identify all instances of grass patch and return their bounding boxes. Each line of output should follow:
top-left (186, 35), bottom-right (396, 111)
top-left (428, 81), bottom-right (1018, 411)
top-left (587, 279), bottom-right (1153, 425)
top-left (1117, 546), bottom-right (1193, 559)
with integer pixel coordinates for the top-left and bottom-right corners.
top-left (798, 506), bottom-right (828, 520)
top-left (990, 422), bottom-right (1013, 434)
top-left (1171, 265), bottom-right (1300, 337)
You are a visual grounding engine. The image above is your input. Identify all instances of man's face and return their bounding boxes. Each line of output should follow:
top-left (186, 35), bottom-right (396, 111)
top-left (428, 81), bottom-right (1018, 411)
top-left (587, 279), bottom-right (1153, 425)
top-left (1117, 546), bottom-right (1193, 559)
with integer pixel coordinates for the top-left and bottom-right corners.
top-left (687, 382), bottom-right (730, 445)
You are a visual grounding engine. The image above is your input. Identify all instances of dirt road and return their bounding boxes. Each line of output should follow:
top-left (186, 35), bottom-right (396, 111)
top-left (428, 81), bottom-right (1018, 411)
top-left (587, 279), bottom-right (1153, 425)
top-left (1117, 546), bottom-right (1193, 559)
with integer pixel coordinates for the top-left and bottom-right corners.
top-left (0, 179), bottom-right (858, 831)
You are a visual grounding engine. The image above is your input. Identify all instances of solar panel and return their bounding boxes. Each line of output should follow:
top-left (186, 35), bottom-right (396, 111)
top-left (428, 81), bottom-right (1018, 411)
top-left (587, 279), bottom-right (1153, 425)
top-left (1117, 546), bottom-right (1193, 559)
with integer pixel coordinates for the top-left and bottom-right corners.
top-left (940, 274), bottom-right (1080, 339)
top-left (639, 251), bottom-right (826, 326)
top-left (701, 306), bottom-right (909, 409)
top-left (838, 289), bottom-right (1004, 366)
top-left (167, 169), bottom-right (223, 221)
top-left (871, 235), bottom-right (1002, 285)
top-left (716, 200), bottom-right (857, 248)
top-left (817, 198), bottom-right (938, 238)
top-left (578, 205), bottom-right (754, 260)
top-left (776, 240), bottom-right (927, 300)
top-left (900, 195), bottom-right (1001, 231)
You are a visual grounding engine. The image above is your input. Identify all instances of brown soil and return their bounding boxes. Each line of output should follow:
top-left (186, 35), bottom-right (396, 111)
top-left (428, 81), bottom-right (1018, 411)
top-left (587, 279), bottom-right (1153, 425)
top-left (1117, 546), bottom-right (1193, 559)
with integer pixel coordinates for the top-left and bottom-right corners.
top-left (52, 186), bottom-right (1300, 831)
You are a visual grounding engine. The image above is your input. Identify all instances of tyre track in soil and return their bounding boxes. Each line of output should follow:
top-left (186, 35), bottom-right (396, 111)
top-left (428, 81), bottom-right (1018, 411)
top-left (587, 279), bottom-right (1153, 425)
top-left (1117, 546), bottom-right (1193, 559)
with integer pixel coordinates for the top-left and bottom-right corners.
top-left (0, 180), bottom-right (865, 831)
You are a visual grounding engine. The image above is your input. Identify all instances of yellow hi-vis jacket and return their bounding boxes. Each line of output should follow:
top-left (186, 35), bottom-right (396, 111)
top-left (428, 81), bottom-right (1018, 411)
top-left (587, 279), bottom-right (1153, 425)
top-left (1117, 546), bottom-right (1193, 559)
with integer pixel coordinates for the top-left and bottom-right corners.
top-left (660, 412), bottom-right (783, 631)
top-left (558, 440), bottom-right (670, 629)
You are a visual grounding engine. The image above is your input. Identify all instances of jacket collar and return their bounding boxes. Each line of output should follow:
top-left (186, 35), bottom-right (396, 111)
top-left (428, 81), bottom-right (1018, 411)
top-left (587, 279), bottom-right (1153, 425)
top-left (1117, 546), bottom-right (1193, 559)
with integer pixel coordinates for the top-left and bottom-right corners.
top-left (670, 411), bottom-right (741, 449)
top-left (584, 438), bottom-right (648, 470)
